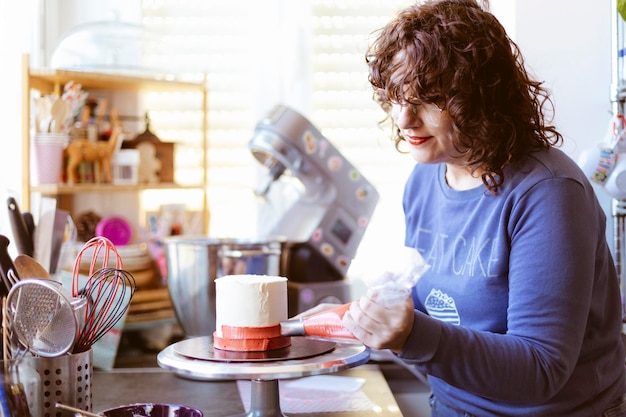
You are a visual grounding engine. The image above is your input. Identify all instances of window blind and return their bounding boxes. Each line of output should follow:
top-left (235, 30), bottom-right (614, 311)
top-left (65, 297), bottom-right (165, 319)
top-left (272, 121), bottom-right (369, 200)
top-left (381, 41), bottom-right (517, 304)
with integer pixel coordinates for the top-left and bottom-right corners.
top-left (140, 0), bottom-right (415, 279)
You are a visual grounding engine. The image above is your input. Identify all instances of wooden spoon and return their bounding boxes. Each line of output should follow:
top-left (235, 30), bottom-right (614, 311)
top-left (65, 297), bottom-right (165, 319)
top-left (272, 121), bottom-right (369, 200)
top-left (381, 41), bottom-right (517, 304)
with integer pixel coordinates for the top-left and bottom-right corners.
top-left (55, 402), bottom-right (103, 416)
top-left (14, 254), bottom-right (51, 279)
top-left (50, 97), bottom-right (68, 133)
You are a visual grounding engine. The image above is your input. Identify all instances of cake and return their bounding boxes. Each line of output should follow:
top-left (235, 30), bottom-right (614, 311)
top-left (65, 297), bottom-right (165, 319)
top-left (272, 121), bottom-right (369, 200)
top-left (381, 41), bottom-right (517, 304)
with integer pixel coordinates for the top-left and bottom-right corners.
top-left (213, 274), bottom-right (291, 351)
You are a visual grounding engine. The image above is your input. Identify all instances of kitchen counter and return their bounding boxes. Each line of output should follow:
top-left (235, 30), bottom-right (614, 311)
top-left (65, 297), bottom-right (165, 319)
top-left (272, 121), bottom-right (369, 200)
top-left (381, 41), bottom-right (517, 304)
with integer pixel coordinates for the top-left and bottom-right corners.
top-left (92, 364), bottom-right (406, 416)
top-left (102, 330), bottom-right (432, 417)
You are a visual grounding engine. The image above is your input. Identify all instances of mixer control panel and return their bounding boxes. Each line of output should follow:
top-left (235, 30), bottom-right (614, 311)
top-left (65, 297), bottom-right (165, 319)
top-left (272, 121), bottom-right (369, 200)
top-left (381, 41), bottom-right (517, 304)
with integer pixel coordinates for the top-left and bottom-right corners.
top-left (309, 202), bottom-right (375, 275)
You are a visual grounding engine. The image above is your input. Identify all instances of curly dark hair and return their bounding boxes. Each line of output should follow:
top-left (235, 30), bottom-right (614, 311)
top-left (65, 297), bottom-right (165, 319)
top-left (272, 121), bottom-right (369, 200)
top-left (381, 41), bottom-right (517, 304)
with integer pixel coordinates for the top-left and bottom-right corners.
top-left (366, 0), bottom-right (562, 194)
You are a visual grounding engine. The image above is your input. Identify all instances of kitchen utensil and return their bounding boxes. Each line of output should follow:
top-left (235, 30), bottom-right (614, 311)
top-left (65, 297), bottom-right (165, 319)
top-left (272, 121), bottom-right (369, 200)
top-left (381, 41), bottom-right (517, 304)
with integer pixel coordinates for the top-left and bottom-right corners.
top-left (50, 210), bottom-right (77, 276)
top-left (22, 212), bottom-right (35, 243)
top-left (14, 255), bottom-right (50, 280)
top-left (3, 298), bottom-right (12, 360)
top-left (73, 267), bottom-right (136, 353)
top-left (2, 306), bottom-right (37, 417)
top-left (50, 97), bottom-right (69, 133)
top-left (99, 403), bottom-right (203, 417)
top-left (164, 237), bottom-right (282, 337)
top-left (2, 295), bottom-right (43, 415)
top-left (7, 197), bottom-right (34, 257)
top-left (3, 295), bottom-right (27, 363)
top-left (2, 298), bottom-right (33, 417)
top-left (280, 303), bottom-right (357, 341)
top-left (56, 402), bottom-right (103, 417)
top-left (33, 197), bottom-right (57, 273)
top-left (6, 278), bottom-right (83, 357)
top-left (72, 237), bottom-right (123, 298)
top-left (35, 96), bottom-right (52, 133)
top-left (0, 311), bottom-right (13, 417)
top-left (4, 300), bottom-right (42, 416)
top-left (3, 372), bottom-right (32, 417)
top-left (0, 235), bottom-right (20, 294)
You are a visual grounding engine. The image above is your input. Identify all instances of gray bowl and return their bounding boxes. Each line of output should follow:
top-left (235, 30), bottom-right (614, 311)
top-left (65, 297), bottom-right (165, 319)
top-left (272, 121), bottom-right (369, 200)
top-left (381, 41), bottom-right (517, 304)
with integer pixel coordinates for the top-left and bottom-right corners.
top-left (100, 403), bottom-right (203, 417)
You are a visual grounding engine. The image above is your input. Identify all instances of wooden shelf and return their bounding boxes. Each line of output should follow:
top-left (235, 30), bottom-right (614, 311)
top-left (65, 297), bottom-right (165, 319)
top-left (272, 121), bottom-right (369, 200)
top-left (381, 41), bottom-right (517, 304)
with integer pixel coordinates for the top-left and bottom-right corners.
top-left (28, 68), bottom-right (206, 96)
top-left (21, 54), bottom-right (210, 233)
top-left (31, 182), bottom-right (205, 195)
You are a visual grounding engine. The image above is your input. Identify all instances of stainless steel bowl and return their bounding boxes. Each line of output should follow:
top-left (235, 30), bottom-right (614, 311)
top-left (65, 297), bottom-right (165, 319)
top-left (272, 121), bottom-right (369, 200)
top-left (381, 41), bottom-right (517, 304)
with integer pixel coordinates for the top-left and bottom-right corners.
top-left (164, 236), bottom-right (282, 337)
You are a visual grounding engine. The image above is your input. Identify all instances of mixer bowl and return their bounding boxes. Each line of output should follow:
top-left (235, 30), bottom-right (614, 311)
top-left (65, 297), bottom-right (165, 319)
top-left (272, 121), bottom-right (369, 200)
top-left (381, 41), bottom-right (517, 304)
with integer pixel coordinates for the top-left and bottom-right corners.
top-left (164, 236), bottom-right (282, 337)
top-left (100, 403), bottom-right (203, 417)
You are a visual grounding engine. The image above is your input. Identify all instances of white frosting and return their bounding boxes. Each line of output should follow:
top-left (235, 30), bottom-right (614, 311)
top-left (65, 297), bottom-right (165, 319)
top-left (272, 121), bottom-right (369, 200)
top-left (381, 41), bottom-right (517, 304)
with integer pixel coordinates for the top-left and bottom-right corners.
top-left (214, 274), bottom-right (288, 337)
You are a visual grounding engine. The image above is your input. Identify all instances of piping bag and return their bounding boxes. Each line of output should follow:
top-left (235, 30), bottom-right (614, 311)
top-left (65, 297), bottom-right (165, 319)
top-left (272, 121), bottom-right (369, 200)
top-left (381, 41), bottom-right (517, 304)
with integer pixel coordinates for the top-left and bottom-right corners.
top-left (280, 248), bottom-right (430, 341)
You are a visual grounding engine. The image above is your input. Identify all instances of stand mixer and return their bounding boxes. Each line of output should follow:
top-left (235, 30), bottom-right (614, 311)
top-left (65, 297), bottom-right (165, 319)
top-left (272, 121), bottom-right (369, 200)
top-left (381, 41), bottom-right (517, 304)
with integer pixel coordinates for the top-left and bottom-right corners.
top-left (248, 104), bottom-right (379, 315)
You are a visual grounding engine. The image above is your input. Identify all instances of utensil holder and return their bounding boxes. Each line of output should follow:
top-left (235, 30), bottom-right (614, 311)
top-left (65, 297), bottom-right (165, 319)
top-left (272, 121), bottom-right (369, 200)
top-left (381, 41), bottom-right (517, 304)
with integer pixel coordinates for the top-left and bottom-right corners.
top-left (22, 349), bottom-right (93, 416)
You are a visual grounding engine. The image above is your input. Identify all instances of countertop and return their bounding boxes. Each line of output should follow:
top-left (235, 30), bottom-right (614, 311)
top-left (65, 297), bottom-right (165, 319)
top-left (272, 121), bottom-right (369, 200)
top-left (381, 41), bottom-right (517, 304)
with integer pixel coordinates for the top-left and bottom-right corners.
top-left (96, 330), bottom-right (432, 417)
top-left (92, 364), bottom-right (405, 416)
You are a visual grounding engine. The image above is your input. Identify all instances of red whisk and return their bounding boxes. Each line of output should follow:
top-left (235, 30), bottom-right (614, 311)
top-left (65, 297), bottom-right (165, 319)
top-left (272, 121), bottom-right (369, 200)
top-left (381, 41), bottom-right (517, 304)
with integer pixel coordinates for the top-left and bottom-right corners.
top-left (71, 237), bottom-right (123, 298)
top-left (71, 237), bottom-right (135, 353)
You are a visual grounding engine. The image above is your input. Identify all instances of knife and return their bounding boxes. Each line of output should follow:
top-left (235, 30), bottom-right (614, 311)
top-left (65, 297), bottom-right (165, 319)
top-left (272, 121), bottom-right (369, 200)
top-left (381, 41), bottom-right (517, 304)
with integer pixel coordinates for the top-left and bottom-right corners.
top-left (7, 197), bottom-right (34, 257)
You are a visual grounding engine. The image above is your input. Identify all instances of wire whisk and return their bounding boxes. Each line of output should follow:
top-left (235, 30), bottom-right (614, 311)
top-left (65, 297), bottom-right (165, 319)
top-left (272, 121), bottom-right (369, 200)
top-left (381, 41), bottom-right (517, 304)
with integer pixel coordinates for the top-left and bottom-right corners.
top-left (72, 236), bottom-right (122, 298)
top-left (73, 267), bottom-right (136, 353)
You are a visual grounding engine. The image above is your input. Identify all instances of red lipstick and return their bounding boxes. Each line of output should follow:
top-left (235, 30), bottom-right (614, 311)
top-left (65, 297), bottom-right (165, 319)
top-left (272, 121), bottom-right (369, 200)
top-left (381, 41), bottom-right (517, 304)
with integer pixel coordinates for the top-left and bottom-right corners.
top-left (406, 136), bottom-right (431, 146)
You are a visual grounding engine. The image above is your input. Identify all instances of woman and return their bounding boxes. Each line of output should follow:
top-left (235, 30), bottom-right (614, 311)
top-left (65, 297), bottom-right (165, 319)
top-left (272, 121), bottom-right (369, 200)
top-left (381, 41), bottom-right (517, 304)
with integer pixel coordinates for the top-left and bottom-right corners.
top-left (343, 1), bottom-right (626, 415)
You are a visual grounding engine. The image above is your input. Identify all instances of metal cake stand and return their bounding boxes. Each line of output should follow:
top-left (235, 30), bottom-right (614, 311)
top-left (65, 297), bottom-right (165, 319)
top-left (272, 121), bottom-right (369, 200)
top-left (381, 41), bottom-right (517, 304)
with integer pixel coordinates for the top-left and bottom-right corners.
top-left (157, 336), bottom-right (370, 417)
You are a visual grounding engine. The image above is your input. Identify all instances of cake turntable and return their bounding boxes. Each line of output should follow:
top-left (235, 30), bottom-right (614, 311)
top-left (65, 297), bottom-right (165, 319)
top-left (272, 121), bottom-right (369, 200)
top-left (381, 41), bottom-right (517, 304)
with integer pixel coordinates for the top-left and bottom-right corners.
top-left (157, 336), bottom-right (370, 417)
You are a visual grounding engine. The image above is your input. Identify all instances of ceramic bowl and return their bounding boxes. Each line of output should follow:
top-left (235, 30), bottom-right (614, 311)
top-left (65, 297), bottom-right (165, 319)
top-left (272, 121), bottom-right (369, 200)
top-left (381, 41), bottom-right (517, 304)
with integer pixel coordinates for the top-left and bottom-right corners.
top-left (100, 403), bottom-right (203, 417)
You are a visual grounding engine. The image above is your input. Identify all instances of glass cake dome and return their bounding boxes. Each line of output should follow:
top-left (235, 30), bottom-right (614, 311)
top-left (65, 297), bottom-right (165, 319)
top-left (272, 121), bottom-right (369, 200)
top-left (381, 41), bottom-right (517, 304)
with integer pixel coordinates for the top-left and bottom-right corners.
top-left (50, 20), bottom-right (172, 75)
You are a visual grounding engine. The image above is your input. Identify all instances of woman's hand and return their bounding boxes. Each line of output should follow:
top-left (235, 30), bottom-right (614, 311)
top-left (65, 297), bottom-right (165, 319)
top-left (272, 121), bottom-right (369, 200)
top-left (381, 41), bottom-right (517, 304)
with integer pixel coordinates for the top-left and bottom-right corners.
top-left (343, 292), bottom-right (414, 352)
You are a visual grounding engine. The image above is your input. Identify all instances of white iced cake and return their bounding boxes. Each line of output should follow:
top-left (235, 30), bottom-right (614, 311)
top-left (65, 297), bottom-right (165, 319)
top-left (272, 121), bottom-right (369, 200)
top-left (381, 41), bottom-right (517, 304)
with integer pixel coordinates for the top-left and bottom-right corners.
top-left (213, 274), bottom-right (291, 351)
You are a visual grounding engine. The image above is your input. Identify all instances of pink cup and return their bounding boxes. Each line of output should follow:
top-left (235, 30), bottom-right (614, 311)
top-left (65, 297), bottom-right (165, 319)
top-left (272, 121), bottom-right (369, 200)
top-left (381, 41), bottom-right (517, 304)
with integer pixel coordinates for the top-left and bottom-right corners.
top-left (31, 133), bottom-right (69, 185)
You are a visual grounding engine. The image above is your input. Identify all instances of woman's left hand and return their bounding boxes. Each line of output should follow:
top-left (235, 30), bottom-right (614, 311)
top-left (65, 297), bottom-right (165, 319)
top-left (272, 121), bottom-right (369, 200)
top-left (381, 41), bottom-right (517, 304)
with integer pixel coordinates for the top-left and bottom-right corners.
top-left (342, 292), bottom-right (415, 352)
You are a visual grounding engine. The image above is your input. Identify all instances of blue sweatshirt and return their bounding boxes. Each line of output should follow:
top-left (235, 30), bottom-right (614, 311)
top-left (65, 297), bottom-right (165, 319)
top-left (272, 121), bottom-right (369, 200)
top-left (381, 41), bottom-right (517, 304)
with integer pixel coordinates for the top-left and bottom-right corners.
top-left (400, 147), bottom-right (625, 416)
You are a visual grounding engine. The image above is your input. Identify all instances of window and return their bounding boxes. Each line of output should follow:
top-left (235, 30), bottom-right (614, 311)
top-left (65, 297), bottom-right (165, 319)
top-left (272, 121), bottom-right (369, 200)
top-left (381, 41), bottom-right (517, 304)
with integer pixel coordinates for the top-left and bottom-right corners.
top-left (141, 0), bottom-right (421, 282)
